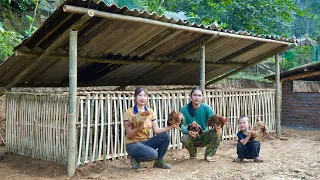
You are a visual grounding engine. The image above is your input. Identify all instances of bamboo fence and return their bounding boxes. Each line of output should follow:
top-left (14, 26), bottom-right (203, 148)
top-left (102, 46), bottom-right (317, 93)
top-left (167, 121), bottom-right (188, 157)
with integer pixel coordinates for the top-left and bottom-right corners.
top-left (6, 93), bottom-right (69, 165)
top-left (5, 89), bottom-right (275, 166)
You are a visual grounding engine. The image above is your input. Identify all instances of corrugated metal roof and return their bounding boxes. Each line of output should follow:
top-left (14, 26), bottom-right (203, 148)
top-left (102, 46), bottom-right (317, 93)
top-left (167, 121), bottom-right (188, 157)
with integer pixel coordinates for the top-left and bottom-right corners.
top-left (265, 61), bottom-right (320, 81)
top-left (0, 0), bottom-right (296, 88)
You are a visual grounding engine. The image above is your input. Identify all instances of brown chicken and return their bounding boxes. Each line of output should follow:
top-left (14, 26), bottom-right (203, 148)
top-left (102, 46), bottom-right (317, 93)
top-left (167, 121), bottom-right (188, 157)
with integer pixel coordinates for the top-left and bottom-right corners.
top-left (128, 111), bottom-right (150, 129)
top-left (167, 111), bottom-right (183, 130)
top-left (208, 114), bottom-right (228, 129)
top-left (187, 121), bottom-right (203, 135)
top-left (250, 120), bottom-right (268, 141)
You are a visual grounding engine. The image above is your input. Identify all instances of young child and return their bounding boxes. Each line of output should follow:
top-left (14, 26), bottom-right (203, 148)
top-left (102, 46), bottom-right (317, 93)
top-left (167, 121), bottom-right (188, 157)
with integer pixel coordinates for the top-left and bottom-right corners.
top-left (236, 116), bottom-right (263, 162)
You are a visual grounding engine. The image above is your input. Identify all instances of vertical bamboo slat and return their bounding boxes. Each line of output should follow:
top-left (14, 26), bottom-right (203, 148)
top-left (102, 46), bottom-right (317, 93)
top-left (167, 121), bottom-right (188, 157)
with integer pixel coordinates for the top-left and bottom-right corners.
top-left (103, 96), bottom-right (107, 161)
top-left (98, 93), bottom-right (104, 160)
top-left (92, 94), bottom-right (98, 162)
top-left (89, 97), bottom-right (94, 162)
top-left (77, 98), bottom-right (84, 165)
top-left (119, 94), bottom-right (124, 158)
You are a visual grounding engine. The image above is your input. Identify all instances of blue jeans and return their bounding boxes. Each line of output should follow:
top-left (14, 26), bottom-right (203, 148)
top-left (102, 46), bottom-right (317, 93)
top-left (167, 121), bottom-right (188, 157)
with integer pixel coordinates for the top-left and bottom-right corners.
top-left (126, 132), bottom-right (170, 162)
top-left (237, 141), bottom-right (260, 159)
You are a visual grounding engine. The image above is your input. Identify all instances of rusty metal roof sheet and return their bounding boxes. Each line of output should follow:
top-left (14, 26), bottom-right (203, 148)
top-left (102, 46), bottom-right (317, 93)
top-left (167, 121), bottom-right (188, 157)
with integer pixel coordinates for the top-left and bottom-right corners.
top-left (0, 0), bottom-right (296, 88)
top-left (265, 61), bottom-right (320, 81)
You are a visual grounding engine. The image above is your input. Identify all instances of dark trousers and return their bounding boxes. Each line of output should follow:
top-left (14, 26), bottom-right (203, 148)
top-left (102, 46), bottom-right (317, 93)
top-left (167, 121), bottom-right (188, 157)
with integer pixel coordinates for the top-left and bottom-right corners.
top-left (126, 132), bottom-right (170, 162)
top-left (237, 141), bottom-right (260, 159)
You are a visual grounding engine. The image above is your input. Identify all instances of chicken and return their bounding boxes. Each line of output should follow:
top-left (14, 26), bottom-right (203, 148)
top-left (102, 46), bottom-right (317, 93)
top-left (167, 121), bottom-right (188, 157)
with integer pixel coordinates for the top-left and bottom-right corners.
top-left (208, 114), bottom-right (227, 129)
top-left (187, 121), bottom-right (203, 135)
top-left (250, 120), bottom-right (268, 141)
top-left (167, 111), bottom-right (183, 130)
top-left (128, 111), bottom-right (150, 129)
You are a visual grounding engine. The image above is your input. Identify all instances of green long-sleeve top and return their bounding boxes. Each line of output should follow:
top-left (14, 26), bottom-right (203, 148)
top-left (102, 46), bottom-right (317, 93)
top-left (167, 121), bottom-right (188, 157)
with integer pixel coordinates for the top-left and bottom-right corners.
top-left (180, 103), bottom-right (214, 134)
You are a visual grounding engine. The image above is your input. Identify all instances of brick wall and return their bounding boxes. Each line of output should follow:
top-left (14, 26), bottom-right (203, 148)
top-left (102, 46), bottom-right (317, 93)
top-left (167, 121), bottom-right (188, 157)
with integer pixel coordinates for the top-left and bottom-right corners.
top-left (282, 81), bottom-right (320, 128)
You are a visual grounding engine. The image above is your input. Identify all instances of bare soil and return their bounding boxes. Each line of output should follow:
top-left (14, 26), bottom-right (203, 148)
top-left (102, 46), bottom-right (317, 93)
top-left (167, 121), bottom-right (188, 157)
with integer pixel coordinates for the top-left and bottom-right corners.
top-left (0, 126), bottom-right (320, 180)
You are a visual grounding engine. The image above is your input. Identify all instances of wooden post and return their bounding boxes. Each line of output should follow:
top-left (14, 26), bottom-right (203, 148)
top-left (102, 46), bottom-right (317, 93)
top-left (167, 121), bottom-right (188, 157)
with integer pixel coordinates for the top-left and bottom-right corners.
top-left (275, 54), bottom-right (281, 137)
top-left (68, 29), bottom-right (77, 177)
top-left (200, 45), bottom-right (206, 98)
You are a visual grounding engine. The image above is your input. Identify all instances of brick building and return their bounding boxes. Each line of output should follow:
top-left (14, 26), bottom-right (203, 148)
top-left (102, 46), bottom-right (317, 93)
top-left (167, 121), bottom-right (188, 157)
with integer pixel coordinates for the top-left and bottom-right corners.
top-left (267, 61), bottom-right (320, 128)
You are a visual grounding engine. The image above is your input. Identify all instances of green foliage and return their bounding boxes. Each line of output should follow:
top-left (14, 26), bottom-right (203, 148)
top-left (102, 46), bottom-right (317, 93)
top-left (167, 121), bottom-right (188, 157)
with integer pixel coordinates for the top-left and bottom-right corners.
top-left (0, 22), bottom-right (23, 62)
top-left (291, 0), bottom-right (320, 39)
top-left (24, 14), bottom-right (37, 37)
top-left (282, 46), bottom-right (312, 71)
top-left (0, 0), bottom-right (37, 11)
top-left (158, 0), bottom-right (298, 36)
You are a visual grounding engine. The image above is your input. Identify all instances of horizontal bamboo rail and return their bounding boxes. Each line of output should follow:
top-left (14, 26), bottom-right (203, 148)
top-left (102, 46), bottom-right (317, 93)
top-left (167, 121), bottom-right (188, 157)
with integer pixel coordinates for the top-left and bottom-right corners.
top-left (14, 51), bottom-right (245, 67)
top-left (5, 89), bottom-right (275, 166)
top-left (63, 5), bottom-right (294, 45)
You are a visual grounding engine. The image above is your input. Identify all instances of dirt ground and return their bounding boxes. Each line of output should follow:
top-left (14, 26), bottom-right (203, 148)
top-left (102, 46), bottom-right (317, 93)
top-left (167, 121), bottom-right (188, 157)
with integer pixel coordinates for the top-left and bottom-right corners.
top-left (0, 126), bottom-right (320, 180)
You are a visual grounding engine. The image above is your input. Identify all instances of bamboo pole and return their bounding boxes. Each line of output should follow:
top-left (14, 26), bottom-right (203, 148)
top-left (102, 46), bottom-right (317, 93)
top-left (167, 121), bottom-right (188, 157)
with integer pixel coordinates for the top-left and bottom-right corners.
top-left (63, 5), bottom-right (295, 45)
top-left (103, 96), bottom-right (107, 160)
top-left (107, 94), bottom-right (111, 159)
top-left (14, 51), bottom-right (244, 67)
top-left (67, 29), bottom-right (77, 177)
top-left (85, 98), bottom-right (91, 163)
top-left (89, 96), bottom-right (94, 162)
top-left (77, 98), bottom-right (83, 165)
top-left (119, 94), bottom-right (124, 158)
top-left (200, 45), bottom-right (206, 96)
top-left (92, 94), bottom-right (98, 161)
top-left (114, 95), bottom-right (120, 158)
top-left (98, 93), bottom-right (104, 160)
top-left (275, 54), bottom-right (281, 137)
